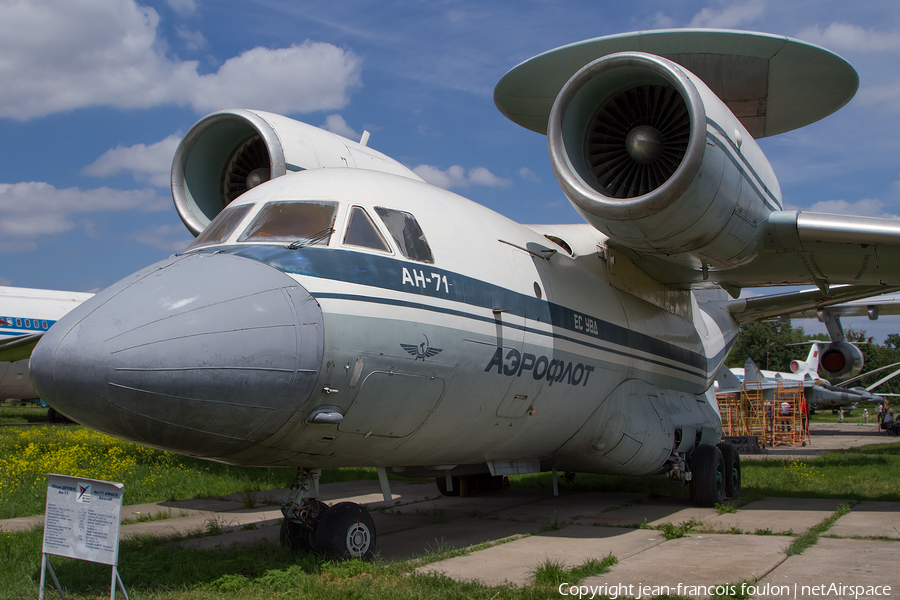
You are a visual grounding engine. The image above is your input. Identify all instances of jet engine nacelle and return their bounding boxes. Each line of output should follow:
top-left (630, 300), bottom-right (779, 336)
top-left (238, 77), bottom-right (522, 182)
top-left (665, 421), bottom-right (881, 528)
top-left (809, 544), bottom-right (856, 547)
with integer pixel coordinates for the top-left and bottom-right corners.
top-left (548, 52), bottom-right (782, 269)
top-left (819, 342), bottom-right (864, 379)
top-left (171, 109), bottom-right (421, 236)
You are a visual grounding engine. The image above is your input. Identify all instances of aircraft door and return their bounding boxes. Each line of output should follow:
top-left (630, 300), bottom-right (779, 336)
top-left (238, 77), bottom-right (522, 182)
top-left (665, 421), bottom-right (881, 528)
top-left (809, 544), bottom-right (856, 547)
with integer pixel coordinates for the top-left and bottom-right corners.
top-left (494, 242), bottom-right (556, 419)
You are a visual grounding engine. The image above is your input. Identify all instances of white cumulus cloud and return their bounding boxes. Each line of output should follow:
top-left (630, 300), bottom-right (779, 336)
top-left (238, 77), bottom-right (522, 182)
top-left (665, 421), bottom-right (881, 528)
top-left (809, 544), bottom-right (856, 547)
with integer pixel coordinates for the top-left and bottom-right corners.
top-left (412, 164), bottom-right (510, 190)
top-left (167, 0), bottom-right (198, 16)
top-left (518, 168), bottom-right (540, 182)
top-left (130, 224), bottom-right (194, 252)
top-left (0, 0), bottom-right (361, 120)
top-left (796, 23), bottom-right (900, 53)
top-left (805, 198), bottom-right (898, 219)
top-left (83, 134), bottom-right (183, 188)
top-left (688, 0), bottom-right (765, 29)
top-left (0, 182), bottom-right (168, 249)
top-left (321, 115), bottom-right (359, 140)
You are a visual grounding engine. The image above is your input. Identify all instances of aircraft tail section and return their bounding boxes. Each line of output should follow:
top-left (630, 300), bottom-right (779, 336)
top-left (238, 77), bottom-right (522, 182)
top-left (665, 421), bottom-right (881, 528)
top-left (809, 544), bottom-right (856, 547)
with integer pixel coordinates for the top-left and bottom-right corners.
top-left (790, 343), bottom-right (820, 376)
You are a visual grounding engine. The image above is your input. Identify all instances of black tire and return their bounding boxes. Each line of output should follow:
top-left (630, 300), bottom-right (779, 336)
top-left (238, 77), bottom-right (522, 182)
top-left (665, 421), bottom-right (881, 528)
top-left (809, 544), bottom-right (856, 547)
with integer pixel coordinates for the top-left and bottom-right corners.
top-left (435, 475), bottom-right (460, 496)
top-left (689, 444), bottom-right (726, 507)
top-left (314, 502), bottom-right (376, 560)
top-left (279, 518), bottom-right (316, 553)
top-left (716, 441), bottom-right (741, 500)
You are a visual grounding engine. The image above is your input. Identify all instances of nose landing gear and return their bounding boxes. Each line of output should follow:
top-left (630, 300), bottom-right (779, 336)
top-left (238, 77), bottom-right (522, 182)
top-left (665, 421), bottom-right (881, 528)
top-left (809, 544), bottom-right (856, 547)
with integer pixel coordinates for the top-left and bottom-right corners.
top-left (281, 468), bottom-right (377, 559)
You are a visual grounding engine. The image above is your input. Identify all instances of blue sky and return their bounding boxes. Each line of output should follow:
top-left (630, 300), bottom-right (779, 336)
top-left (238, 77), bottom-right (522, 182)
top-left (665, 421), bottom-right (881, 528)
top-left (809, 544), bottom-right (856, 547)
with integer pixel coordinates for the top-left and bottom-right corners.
top-left (1, 0), bottom-right (899, 341)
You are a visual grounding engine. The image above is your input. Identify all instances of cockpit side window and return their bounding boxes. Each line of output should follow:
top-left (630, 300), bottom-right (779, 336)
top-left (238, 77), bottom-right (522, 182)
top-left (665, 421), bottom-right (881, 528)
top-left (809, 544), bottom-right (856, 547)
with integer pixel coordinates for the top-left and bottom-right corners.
top-left (238, 201), bottom-right (338, 245)
top-left (374, 207), bottom-right (434, 263)
top-left (186, 204), bottom-right (253, 250)
top-left (343, 207), bottom-right (391, 253)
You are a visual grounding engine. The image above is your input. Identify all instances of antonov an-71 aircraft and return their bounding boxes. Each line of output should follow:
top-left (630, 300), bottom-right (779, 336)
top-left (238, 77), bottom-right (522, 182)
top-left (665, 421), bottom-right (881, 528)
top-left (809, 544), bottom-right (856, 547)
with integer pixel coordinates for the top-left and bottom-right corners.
top-left (29, 29), bottom-right (900, 559)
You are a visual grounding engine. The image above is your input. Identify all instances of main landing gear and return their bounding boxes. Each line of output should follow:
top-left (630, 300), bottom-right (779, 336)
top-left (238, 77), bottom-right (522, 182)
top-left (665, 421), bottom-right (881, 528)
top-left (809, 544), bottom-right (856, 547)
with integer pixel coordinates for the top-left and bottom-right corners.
top-left (688, 441), bottom-right (741, 506)
top-left (280, 468), bottom-right (376, 560)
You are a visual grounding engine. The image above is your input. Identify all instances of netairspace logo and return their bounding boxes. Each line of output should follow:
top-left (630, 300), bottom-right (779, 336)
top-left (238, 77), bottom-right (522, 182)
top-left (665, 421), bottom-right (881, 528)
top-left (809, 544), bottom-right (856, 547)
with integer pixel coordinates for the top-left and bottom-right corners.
top-left (558, 582), bottom-right (893, 599)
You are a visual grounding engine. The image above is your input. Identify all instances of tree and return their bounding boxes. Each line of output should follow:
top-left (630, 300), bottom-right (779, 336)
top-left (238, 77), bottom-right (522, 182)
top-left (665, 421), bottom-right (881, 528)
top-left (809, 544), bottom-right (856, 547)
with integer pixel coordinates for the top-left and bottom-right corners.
top-left (725, 321), bottom-right (810, 372)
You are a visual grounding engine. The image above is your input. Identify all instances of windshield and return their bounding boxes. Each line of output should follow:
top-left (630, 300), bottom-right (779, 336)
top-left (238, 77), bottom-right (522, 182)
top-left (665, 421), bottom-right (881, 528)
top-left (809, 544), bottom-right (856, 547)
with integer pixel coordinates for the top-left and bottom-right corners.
top-left (185, 204), bottom-right (253, 250)
top-left (238, 201), bottom-right (338, 245)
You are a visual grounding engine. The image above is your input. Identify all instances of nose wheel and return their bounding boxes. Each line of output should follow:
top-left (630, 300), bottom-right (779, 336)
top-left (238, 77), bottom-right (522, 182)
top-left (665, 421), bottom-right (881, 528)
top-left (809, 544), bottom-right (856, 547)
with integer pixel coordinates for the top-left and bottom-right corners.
top-left (280, 468), bottom-right (377, 560)
top-left (315, 502), bottom-right (376, 560)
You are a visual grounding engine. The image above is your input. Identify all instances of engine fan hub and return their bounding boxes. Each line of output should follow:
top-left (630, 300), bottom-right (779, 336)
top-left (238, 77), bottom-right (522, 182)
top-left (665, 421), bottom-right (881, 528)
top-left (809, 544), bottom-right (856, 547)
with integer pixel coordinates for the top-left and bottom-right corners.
top-left (625, 125), bottom-right (663, 164)
top-left (246, 168), bottom-right (271, 189)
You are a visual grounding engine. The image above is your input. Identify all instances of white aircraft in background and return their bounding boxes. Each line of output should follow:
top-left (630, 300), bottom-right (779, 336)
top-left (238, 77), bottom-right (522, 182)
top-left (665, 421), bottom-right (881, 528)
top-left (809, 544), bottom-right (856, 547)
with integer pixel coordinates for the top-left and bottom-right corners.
top-left (26, 29), bottom-right (900, 560)
top-left (0, 286), bottom-right (92, 401)
top-left (729, 343), bottom-right (821, 385)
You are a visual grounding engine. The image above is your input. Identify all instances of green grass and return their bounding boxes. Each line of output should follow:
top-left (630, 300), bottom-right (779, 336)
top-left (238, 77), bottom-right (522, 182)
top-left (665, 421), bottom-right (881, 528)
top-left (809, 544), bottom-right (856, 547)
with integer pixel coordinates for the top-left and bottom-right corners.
top-left (0, 401), bottom-right (49, 423)
top-left (786, 503), bottom-right (851, 556)
top-left (741, 444), bottom-right (900, 502)
top-left (0, 530), bottom-right (610, 600)
top-left (0, 424), bottom-right (413, 519)
top-left (531, 554), bottom-right (617, 588)
top-left (2, 426), bottom-right (899, 599)
top-left (508, 444), bottom-right (900, 503)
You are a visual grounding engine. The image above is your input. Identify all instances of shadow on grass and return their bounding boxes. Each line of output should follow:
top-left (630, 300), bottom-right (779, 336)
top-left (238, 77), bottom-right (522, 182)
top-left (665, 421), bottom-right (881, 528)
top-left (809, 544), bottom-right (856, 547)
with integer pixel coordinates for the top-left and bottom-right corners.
top-left (38, 535), bottom-right (321, 597)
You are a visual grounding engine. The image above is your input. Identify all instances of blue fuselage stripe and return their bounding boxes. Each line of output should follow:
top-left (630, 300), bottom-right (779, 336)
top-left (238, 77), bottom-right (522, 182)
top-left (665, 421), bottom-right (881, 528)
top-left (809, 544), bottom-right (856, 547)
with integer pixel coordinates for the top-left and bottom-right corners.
top-left (204, 245), bottom-right (710, 378)
top-left (706, 118), bottom-right (781, 211)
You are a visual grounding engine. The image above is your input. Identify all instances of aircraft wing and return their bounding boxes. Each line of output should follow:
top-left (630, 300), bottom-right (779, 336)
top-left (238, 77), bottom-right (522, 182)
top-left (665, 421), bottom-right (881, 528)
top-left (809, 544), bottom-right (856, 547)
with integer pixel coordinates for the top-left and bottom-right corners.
top-left (612, 211), bottom-right (900, 292)
top-left (0, 333), bottom-right (43, 362)
top-left (723, 285), bottom-right (900, 324)
top-left (493, 29), bottom-right (900, 298)
top-left (778, 292), bottom-right (900, 320)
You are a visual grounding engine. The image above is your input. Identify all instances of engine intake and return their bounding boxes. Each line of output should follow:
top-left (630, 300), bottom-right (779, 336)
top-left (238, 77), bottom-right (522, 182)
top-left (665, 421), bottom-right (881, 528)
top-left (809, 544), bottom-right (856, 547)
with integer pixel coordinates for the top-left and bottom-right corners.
top-left (548, 52), bottom-right (780, 269)
top-left (171, 109), bottom-right (420, 236)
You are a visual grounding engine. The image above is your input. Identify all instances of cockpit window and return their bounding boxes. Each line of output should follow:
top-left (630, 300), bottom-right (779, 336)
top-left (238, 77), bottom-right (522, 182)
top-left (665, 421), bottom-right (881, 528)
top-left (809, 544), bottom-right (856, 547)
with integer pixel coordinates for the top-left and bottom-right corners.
top-left (238, 201), bottom-right (338, 245)
top-left (375, 207), bottom-right (434, 263)
top-left (344, 207), bottom-right (390, 252)
top-left (186, 204), bottom-right (253, 250)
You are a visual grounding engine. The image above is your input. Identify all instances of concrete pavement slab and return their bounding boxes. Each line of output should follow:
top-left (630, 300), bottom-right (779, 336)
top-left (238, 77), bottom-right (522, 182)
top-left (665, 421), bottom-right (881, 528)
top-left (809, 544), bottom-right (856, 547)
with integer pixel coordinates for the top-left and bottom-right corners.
top-left (588, 534), bottom-right (793, 598)
top-left (828, 502), bottom-right (900, 539)
top-left (418, 525), bottom-right (666, 587)
top-left (377, 516), bottom-right (540, 560)
top-left (708, 498), bottom-right (850, 534)
top-left (494, 492), bottom-right (648, 525)
top-left (584, 496), bottom-right (718, 528)
top-left (761, 538), bottom-right (900, 598)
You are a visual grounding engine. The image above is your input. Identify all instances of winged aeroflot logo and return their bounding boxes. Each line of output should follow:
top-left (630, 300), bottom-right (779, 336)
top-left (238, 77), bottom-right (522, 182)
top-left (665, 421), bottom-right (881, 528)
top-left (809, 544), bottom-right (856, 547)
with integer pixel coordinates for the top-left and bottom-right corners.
top-left (400, 335), bottom-right (443, 361)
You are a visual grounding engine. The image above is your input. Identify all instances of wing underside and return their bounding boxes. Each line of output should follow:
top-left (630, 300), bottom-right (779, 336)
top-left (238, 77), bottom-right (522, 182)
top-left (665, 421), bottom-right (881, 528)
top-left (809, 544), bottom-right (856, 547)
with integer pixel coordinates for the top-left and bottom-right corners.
top-left (617, 210), bottom-right (900, 293)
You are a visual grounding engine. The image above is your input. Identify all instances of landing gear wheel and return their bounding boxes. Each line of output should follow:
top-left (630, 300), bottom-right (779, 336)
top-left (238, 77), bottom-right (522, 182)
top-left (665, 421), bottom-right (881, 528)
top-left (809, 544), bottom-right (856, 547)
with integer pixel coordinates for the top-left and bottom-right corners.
top-left (280, 518), bottom-right (316, 553)
top-left (315, 502), bottom-right (376, 560)
top-left (716, 441), bottom-right (741, 500)
top-left (689, 443), bottom-right (726, 507)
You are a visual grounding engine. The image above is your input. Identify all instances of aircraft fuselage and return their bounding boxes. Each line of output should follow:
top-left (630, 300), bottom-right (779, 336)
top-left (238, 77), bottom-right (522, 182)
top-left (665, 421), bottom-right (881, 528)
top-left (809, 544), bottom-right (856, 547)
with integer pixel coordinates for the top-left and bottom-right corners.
top-left (31, 168), bottom-right (734, 479)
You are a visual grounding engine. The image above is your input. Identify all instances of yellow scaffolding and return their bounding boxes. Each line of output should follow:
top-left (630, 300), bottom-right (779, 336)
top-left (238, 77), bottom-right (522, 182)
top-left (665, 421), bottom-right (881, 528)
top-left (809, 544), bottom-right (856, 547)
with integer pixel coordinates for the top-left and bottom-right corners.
top-left (772, 380), bottom-right (809, 447)
top-left (716, 372), bottom-right (774, 448)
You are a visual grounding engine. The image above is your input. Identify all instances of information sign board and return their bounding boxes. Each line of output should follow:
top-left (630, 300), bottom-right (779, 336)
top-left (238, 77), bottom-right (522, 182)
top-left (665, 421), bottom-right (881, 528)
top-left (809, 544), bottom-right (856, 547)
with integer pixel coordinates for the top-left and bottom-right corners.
top-left (42, 474), bottom-right (124, 566)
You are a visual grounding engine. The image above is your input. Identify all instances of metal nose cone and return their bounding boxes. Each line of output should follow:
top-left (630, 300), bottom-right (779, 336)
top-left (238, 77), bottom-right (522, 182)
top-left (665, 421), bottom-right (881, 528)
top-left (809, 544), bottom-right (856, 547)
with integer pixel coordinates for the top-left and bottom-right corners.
top-left (31, 252), bottom-right (324, 460)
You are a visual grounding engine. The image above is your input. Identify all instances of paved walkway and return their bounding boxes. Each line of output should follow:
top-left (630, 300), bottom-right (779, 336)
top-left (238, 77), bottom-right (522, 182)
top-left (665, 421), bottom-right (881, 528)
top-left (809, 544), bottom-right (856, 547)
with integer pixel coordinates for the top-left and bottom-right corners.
top-left (3, 422), bottom-right (899, 598)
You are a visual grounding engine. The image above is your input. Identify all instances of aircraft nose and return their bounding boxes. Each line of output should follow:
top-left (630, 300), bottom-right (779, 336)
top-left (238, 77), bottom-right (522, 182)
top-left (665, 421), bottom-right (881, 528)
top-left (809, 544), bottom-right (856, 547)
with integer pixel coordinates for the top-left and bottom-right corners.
top-left (30, 252), bottom-right (324, 460)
